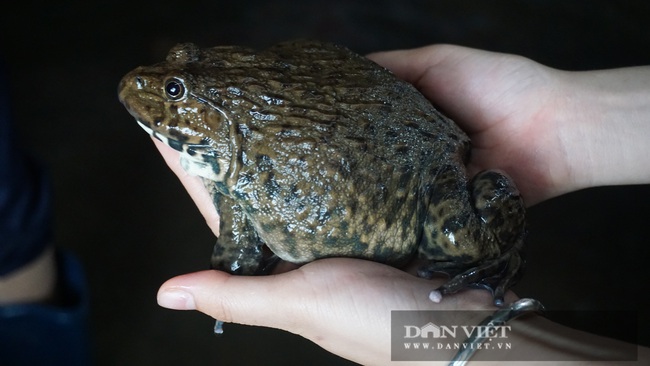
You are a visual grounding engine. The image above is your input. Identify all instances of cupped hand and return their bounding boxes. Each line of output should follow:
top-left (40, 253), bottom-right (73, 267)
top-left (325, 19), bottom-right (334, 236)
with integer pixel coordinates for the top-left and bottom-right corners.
top-left (368, 45), bottom-right (571, 206)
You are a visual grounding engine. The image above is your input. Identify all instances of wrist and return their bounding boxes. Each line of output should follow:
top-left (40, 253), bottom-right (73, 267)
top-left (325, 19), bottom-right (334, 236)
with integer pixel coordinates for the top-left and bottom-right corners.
top-left (555, 67), bottom-right (650, 193)
top-left (499, 312), bottom-right (646, 364)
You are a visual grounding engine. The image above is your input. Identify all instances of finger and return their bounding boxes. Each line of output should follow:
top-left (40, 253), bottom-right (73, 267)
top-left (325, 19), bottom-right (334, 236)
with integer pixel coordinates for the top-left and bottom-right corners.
top-left (367, 45), bottom-right (460, 85)
top-left (152, 138), bottom-right (221, 237)
top-left (369, 45), bottom-right (514, 136)
top-left (156, 259), bottom-right (425, 333)
top-left (367, 45), bottom-right (483, 124)
top-left (156, 269), bottom-right (310, 332)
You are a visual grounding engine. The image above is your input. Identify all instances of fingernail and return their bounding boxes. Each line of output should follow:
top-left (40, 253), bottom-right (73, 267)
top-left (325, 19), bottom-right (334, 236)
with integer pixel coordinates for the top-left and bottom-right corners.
top-left (158, 288), bottom-right (196, 310)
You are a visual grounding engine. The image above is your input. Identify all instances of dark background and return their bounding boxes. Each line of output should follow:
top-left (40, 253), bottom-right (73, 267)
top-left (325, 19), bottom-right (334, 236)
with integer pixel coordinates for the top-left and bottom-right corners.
top-left (1, 1), bottom-right (649, 365)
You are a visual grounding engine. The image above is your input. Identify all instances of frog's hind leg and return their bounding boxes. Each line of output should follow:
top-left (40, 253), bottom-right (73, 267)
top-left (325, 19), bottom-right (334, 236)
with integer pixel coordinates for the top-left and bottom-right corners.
top-left (418, 168), bottom-right (526, 306)
top-left (468, 170), bottom-right (526, 305)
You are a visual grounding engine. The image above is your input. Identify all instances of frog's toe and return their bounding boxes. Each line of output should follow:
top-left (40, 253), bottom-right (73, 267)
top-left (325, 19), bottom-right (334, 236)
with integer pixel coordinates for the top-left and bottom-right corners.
top-left (214, 320), bottom-right (225, 335)
top-left (479, 252), bottom-right (524, 306)
top-left (431, 258), bottom-right (505, 297)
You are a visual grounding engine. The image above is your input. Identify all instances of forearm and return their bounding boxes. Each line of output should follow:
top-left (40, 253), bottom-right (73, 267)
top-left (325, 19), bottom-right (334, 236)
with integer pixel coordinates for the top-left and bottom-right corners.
top-left (496, 313), bottom-right (648, 364)
top-left (556, 66), bottom-right (650, 193)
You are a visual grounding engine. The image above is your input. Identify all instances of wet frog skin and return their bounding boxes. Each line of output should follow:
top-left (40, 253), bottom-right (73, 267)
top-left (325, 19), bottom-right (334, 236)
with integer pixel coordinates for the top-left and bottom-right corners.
top-left (118, 40), bottom-right (526, 305)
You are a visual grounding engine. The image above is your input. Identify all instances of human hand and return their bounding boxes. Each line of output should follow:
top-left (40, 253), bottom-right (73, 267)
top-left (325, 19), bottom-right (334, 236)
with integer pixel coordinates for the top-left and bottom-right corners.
top-left (368, 45), bottom-right (650, 205)
top-left (158, 256), bottom-right (508, 365)
top-left (156, 251), bottom-right (650, 365)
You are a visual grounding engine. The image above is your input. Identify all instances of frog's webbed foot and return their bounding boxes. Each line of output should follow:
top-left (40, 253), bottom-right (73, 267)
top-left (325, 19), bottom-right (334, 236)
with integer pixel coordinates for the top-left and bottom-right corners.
top-left (211, 234), bottom-right (280, 275)
top-left (211, 239), bottom-right (280, 275)
top-left (418, 239), bottom-right (524, 306)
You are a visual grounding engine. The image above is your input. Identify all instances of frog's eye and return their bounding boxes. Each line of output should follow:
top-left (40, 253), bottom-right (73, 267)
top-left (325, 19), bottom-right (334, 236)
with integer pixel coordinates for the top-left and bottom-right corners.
top-left (164, 78), bottom-right (186, 100)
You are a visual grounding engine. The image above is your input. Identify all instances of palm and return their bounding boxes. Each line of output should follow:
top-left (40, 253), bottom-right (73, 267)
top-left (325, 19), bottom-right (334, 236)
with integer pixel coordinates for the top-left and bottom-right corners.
top-left (160, 257), bottom-right (505, 365)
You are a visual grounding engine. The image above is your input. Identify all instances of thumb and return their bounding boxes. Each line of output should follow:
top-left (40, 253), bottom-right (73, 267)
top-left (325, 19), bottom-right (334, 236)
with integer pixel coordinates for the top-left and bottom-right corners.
top-left (156, 269), bottom-right (311, 332)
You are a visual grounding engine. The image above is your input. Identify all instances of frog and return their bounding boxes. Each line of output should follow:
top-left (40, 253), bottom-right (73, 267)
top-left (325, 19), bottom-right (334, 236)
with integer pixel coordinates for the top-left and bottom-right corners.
top-left (118, 40), bottom-right (526, 307)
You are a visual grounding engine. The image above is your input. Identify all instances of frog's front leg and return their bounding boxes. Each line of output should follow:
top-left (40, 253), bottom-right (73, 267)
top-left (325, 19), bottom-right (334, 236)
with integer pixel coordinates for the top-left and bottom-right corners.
top-left (418, 168), bottom-right (526, 306)
top-left (203, 182), bottom-right (274, 335)
top-left (203, 180), bottom-right (275, 275)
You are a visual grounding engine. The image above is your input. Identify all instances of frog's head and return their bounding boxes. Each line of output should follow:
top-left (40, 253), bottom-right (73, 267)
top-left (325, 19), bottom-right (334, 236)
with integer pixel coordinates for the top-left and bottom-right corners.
top-left (118, 43), bottom-right (234, 182)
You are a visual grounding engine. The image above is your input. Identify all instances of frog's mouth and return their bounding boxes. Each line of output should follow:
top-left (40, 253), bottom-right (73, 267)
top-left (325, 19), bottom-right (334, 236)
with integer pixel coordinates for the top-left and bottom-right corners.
top-left (137, 120), bottom-right (226, 182)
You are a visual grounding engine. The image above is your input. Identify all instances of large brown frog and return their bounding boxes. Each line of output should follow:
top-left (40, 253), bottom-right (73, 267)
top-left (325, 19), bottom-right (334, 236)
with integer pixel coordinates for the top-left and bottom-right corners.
top-left (118, 40), bottom-right (526, 307)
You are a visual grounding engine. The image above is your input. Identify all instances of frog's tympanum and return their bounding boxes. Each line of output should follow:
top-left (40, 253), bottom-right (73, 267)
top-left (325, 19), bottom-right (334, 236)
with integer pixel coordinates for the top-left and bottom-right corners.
top-left (118, 41), bottom-right (526, 306)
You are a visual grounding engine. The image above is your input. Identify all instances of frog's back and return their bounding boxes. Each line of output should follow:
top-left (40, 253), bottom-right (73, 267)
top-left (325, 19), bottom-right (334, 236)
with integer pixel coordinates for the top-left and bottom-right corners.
top-left (195, 40), bottom-right (469, 170)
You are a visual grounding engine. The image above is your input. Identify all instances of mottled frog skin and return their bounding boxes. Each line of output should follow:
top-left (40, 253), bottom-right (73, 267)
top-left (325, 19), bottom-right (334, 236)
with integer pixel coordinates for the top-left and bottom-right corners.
top-left (118, 41), bottom-right (526, 304)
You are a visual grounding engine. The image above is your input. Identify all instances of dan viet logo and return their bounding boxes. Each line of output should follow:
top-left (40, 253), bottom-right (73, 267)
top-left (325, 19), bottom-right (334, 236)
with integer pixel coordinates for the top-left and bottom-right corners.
top-left (400, 321), bottom-right (512, 352)
top-left (391, 311), bottom-right (516, 361)
top-left (403, 322), bottom-right (511, 340)
top-left (391, 310), bottom-right (638, 362)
